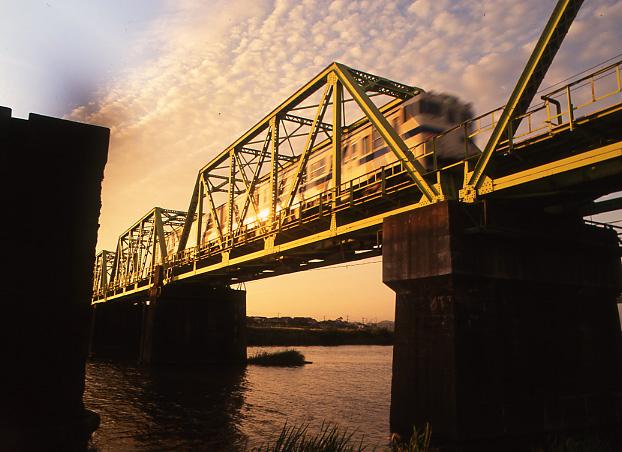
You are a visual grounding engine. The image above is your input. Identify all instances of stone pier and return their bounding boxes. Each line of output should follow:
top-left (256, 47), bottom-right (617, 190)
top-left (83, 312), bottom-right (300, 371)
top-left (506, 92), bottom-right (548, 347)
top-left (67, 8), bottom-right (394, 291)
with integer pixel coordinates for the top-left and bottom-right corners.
top-left (91, 284), bottom-right (246, 366)
top-left (383, 201), bottom-right (622, 448)
top-left (140, 283), bottom-right (247, 365)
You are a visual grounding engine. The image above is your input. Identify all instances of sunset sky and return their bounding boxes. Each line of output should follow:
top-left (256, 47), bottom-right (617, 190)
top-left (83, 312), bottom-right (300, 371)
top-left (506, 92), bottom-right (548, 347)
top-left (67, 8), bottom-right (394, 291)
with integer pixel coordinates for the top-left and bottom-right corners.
top-left (2, 0), bottom-right (621, 321)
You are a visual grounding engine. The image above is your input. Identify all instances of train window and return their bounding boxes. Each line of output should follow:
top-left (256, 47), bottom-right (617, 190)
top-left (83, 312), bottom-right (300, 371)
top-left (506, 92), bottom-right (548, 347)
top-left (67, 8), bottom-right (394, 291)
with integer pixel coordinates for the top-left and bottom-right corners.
top-left (343, 143), bottom-right (356, 164)
top-left (363, 135), bottom-right (371, 153)
top-left (309, 158), bottom-right (326, 180)
top-left (372, 128), bottom-right (383, 149)
top-left (420, 99), bottom-right (441, 116)
top-left (404, 103), bottom-right (415, 120)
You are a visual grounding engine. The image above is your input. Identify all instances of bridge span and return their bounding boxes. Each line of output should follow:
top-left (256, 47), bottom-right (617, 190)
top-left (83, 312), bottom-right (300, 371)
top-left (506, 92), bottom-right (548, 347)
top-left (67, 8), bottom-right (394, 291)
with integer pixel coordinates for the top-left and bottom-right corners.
top-left (90, 0), bottom-right (622, 447)
top-left (92, 57), bottom-right (622, 303)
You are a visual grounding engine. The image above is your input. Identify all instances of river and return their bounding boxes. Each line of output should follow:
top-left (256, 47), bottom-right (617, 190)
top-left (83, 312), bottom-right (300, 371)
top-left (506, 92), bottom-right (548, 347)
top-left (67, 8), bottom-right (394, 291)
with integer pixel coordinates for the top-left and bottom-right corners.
top-left (85, 345), bottom-right (393, 451)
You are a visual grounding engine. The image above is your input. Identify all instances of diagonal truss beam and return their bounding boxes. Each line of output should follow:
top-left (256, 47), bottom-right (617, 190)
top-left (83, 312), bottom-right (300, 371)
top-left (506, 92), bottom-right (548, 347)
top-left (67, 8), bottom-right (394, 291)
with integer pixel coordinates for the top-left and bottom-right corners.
top-left (202, 174), bottom-right (224, 247)
top-left (178, 177), bottom-right (199, 252)
top-left (334, 63), bottom-right (437, 202)
top-left (239, 131), bottom-right (271, 234)
top-left (467, 0), bottom-right (583, 190)
top-left (283, 83), bottom-right (333, 212)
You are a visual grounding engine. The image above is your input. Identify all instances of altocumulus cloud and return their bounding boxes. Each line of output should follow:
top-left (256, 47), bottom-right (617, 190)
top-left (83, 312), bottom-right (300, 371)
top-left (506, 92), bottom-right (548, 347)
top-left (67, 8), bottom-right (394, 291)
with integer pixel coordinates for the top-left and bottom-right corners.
top-left (68, 0), bottom-right (622, 248)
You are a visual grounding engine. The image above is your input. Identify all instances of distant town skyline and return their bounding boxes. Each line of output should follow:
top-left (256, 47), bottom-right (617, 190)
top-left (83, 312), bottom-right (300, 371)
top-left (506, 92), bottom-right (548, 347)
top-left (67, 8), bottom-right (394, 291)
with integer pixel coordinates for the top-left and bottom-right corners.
top-left (3, 0), bottom-right (621, 320)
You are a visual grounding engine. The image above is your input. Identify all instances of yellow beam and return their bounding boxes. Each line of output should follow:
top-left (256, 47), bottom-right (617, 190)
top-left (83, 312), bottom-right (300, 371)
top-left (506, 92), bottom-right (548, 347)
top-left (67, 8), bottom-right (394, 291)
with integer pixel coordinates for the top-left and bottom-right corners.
top-left (484, 141), bottom-right (622, 193)
top-left (334, 63), bottom-right (438, 202)
top-left (467, 0), bottom-right (584, 191)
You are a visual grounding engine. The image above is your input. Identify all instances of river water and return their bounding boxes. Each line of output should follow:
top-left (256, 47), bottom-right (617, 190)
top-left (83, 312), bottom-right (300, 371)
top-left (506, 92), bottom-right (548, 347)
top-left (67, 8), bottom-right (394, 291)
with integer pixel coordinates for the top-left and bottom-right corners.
top-left (85, 345), bottom-right (393, 451)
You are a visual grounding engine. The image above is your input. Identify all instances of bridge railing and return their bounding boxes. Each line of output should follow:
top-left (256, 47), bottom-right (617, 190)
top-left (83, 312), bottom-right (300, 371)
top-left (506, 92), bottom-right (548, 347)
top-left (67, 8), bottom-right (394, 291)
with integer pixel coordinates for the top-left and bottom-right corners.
top-left (402, 59), bottom-right (622, 176)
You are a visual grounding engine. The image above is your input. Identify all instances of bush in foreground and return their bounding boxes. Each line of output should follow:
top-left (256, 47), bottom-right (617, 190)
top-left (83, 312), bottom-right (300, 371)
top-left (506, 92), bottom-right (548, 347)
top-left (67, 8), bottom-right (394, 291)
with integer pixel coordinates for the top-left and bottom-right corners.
top-left (248, 349), bottom-right (308, 366)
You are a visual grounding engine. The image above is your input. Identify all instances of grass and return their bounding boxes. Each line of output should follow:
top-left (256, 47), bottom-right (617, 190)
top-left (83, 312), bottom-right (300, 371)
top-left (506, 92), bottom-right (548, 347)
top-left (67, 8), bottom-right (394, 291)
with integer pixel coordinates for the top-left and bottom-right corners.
top-left (250, 421), bottom-right (434, 452)
top-left (247, 349), bottom-right (309, 366)
top-left (390, 423), bottom-right (433, 452)
top-left (251, 422), bottom-right (364, 452)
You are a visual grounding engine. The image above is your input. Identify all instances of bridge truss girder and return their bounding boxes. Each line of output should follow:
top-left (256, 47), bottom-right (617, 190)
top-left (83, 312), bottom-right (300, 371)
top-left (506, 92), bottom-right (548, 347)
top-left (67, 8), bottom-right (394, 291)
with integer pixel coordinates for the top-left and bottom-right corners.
top-left (176, 62), bottom-right (430, 257)
top-left (92, 250), bottom-right (115, 294)
top-left (103, 207), bottom-right (187, 296)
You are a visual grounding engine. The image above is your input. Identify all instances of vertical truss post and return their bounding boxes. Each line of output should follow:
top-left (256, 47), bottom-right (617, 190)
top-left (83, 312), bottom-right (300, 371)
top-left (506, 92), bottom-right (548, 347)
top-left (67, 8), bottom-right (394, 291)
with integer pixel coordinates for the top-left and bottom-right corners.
top-left (227, 149), bottom-right (236, 243)
top-left (270, 117), bottom-right (279, 228)
top-left (153, 208), bottom-right (168, 269)
top-left (196, 179), bottom-right (204, 247)
top-left (237, 135), bottom-right (270, 236)
top-left (464, 0), bottom-right (583, 194)
top-left (123, 237), bottom-right (132, 284)
top-left (284, 83), bottom-right (333, 212)
top-left (110, 241), bottom-right (121, 287)
top-left (101, 250), bottom-right (109, 290)
top-left (329, 72), bottom-right (342, 227)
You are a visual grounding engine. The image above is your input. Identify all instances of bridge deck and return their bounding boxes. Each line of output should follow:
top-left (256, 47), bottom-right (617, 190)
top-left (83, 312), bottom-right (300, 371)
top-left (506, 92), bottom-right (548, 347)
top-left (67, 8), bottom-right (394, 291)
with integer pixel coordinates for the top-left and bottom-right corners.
top-left (93, 60), bottom-right (622, 303)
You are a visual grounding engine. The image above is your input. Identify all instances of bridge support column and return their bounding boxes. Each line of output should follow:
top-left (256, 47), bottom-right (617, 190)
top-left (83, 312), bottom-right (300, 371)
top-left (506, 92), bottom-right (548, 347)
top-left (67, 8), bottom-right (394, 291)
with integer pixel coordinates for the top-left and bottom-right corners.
top-left (383, 201), bottom-right (622, 447)
top-left (89, 301), bottom-right (143, 360)
top-left (139, 284), bottom-right (247, 366)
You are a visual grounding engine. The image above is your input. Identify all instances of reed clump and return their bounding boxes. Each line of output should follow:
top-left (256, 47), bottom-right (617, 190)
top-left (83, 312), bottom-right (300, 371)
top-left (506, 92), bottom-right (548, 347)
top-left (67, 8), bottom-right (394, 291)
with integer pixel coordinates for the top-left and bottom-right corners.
top-left (247, 349), bottom-right (308, 366)
top-left (251, 421), bottom-right (435, 452)
top-left (390, 423), bottom-right (433, 452)
top-left (251, 422), bottom-right (364, 452)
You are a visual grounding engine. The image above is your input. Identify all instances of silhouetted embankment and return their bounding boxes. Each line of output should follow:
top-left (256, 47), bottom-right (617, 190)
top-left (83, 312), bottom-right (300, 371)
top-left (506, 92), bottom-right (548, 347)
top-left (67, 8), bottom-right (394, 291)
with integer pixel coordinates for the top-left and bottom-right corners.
top-left (247, 326), bottom-right (393, 346)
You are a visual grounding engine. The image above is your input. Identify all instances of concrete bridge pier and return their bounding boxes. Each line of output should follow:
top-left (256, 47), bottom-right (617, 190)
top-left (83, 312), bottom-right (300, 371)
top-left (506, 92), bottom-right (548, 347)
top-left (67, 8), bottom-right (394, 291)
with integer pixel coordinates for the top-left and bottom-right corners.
top-left (90, 284), bottom-right (246, 365)
top-left (139, 283), bottom-right (247, 365)
top-left (383, 201), bottom-right (622, 448)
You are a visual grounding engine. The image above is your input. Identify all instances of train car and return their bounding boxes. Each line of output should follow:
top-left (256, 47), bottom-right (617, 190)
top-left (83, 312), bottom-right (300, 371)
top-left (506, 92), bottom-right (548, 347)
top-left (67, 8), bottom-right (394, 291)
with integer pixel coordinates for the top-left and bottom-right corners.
top-left (202, 92), bottom-right (475, 244)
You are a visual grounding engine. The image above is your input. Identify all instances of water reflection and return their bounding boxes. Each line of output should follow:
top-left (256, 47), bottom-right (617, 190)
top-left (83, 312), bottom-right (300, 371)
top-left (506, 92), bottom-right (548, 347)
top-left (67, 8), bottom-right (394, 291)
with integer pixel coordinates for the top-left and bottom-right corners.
top-left (87, 361), bottom-right (248, 451)
top-left (86, 346), bottom-right (392, 451)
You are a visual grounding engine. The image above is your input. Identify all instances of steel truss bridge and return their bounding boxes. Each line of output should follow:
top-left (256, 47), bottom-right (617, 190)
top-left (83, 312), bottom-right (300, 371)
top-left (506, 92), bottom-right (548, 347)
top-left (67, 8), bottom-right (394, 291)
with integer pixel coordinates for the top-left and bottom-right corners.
top-left (93, 0), bottom-right (622, 303)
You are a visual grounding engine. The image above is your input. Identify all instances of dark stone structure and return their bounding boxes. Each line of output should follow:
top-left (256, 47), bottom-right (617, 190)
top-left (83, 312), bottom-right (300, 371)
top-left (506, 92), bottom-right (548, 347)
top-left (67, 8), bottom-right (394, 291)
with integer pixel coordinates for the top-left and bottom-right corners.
top-left (383, 200), bottom-right (622, 449)
top-left (90, 284), bottom-right (247, 366)
top-left (1, 108), bottom-right (109, 450)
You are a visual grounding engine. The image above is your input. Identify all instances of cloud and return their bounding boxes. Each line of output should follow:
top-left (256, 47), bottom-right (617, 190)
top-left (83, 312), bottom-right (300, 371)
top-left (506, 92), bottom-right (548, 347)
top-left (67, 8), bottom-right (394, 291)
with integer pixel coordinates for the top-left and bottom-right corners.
top-left (67, 0), bottom-right (622, 249)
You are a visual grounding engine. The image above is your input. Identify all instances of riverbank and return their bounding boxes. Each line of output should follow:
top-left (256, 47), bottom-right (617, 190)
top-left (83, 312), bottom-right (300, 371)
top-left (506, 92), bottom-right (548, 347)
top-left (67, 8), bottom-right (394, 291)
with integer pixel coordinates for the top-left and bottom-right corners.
top-left (247, 326), bottom-right (393, 346)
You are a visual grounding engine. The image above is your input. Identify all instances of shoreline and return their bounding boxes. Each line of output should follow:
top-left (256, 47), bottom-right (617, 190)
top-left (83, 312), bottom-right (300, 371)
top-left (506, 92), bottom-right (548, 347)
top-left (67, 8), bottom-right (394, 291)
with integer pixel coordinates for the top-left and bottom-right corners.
top-left (247, 326), bottom-right (393, 346)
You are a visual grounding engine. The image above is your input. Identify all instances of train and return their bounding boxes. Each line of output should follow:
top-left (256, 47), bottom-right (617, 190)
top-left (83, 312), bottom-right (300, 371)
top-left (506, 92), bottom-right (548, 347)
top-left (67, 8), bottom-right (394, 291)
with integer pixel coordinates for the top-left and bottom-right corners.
top-left (201, 92), bottom-right (476, 244)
